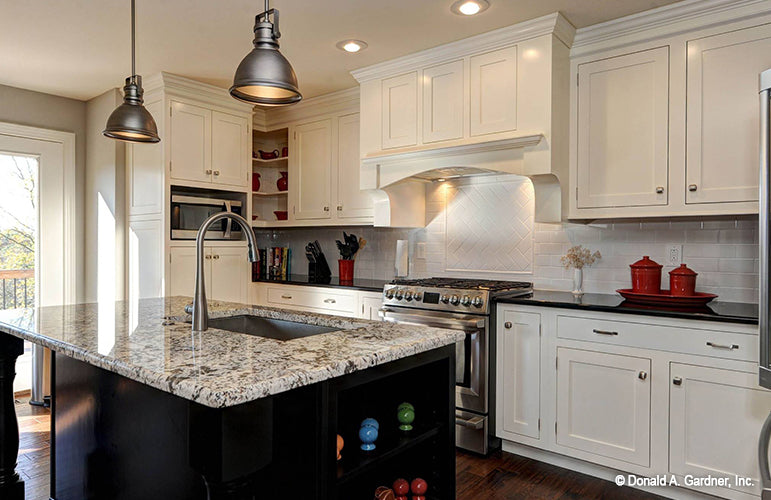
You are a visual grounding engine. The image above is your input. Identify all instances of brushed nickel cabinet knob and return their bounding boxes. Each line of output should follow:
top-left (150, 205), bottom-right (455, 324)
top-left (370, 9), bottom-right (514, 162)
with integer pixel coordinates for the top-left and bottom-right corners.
top-left (688, 184), bottom-right (698, 192)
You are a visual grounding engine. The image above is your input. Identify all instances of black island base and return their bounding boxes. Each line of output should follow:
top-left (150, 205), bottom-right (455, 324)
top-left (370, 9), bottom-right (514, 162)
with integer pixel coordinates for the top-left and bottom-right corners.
top-left (0, 333), bottom-right (455, 500)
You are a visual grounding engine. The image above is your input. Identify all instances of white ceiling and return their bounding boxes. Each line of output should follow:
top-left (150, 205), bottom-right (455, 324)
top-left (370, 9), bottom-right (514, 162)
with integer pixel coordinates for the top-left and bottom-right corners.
top-left (0, 0), bottom-right (680, 102)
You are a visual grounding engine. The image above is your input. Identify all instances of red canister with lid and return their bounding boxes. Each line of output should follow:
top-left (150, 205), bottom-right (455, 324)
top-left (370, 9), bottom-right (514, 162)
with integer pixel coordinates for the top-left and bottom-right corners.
top-left (669, 264), bottom-right (698, 296)
top-left (630, 256), bottom-right (663, 294)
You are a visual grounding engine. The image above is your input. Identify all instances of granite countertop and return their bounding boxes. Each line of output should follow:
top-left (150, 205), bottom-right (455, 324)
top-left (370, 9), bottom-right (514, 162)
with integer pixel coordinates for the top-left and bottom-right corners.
top-left (253, 274), bottom-right (389, 292)
top-left (0, 297), bottom-right (463, 409)
top-left (497, 290), bottom-right (758, 325)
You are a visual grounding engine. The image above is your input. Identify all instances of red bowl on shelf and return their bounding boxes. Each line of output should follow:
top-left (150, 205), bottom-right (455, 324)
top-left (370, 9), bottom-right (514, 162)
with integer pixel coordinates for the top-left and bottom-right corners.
top-left (273, 210), bottom-right (288, 221)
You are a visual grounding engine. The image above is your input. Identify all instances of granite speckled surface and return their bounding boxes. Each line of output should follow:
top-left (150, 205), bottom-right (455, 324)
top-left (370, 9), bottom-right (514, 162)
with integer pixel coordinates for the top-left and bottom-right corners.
top-left (0, 297), bottom-right (464, 409)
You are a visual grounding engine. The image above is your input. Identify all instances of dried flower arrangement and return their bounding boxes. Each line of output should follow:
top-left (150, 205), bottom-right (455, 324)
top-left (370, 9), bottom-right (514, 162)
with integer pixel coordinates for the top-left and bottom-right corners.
top-left (561, 245), bottom-right (602, 270)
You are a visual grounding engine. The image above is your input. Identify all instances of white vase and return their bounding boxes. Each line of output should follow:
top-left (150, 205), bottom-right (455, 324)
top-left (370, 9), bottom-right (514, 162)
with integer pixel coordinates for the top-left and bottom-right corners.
top-left (572, 268), bottom-right (584, 295)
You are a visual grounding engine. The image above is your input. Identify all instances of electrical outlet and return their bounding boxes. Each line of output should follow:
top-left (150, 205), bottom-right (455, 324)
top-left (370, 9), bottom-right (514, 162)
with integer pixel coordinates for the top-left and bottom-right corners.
top-left (666, 244), bottom-right (683, 266)
top-left (416, 242), bottom-right (426, 259)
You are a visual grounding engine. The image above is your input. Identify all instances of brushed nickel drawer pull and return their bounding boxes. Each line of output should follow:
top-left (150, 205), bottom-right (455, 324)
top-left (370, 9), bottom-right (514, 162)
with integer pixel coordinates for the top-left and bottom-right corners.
top-left (323, 298), bottom-right (336, 304)
top-left (592, 329), bottom-right (618, 336)
top-left (281, 294), bottom-right (293, 299)
top-left (706, 341), bottom-right (739, 350)
top-left (673, 377), bottom-right (682, 386)
top-left (638, 371), bottom-right (648, 381)
top-left (504, 321), bottom-right (512, 329)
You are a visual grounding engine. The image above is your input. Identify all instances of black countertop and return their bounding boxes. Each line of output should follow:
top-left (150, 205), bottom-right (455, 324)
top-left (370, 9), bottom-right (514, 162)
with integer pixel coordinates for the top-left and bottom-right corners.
top-left (496, 290), bottom-right (758, 325)
top-left (253, 275), bottom-right (389, 293)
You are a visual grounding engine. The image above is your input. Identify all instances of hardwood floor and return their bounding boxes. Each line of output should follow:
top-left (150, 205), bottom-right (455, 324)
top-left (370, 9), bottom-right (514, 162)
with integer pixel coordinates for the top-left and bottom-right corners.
top-left (14, 397), bottom-right (662, 500)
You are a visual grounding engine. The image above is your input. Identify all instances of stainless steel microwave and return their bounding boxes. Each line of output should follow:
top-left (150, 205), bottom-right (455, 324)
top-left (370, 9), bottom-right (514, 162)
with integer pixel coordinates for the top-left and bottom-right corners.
top-left (170, 194), bottom-right (243, 240)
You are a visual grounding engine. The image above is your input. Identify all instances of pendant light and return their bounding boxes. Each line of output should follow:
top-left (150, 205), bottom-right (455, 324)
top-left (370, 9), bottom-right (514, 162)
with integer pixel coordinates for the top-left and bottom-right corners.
top-left (103, 0), bottom-right (160, 143)
top-left (230, 0), bottom-right (302, 106)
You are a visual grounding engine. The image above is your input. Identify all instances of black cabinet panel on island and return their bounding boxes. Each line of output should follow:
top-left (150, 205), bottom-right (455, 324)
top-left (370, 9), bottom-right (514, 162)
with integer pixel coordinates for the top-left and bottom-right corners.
top-left (48, 345), bottom-right (455, 500)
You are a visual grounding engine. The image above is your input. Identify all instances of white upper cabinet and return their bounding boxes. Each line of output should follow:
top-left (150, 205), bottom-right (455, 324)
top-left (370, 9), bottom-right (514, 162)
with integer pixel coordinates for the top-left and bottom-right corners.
top-left (336, 113), bottom-right (372, 219)
top-left (470, 46), bottom-right (518, 137)
top-left (422, 60), bottom-right (465, 143)
top-left (291, 119), bottom-right (333, 220)
top-left (686, 24), bottom-right (771, 205)
top-left (576, 47), bottom-right (670, 209)
top-left (381, 72), bottom-right (418, 149)
top-left (127, 101), bottom-right (164, 216)
top-left (169, 100), bottom-right (250, 190)
top-left (170, 100), bottom-right (211, 184)
top-left (211, 111), bottom-right (249, 188)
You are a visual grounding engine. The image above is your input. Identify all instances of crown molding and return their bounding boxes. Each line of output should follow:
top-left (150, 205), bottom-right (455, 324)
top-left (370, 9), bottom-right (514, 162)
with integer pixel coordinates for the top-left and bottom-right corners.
top-left (262, 86), bottom-right (359, 130)
top-left (143, 72), bottom-right (254, 115)
top-left (572, 0), bottom-right (771, 57)
top-left (351, 12), bottom-right (575, 83)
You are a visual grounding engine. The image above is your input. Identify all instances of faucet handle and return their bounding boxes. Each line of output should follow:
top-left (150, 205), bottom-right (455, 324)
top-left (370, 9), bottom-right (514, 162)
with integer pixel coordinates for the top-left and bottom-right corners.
top-left (184, 303), bottom-right (194, 315)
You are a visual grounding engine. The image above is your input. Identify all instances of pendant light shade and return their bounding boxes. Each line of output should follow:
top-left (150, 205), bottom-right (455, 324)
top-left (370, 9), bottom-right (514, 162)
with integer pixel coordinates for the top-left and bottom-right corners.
top-left (230, 3), bottom-right (302, 106)
top-left (103, 0), bottom-right (160, 143)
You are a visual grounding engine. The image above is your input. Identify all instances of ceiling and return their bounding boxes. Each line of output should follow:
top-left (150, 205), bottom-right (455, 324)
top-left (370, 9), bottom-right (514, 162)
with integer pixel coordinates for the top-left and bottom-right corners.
top-left (0, 0), bottom-right (680, 102)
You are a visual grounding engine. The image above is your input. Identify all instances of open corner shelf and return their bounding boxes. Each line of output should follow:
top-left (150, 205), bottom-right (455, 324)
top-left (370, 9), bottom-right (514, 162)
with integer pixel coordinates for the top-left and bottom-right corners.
top-left (335, 423), bottom-right (442, 486)
top-left (252, 157), bottom-right (288, 164)
top-left (252, 190), bottom-right (288, 197)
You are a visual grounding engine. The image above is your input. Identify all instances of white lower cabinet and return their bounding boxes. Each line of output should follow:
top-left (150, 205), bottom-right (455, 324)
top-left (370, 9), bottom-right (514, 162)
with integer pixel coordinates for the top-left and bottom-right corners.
top-left (359, 292), bottom-right (384, 320)
top-left (168, 245), bottom-right (248, 303)
top-left (556, 348), bottom-right (651, 467)
top-left (670, 363), bottom-right (771, 498)
top-left (249, 283), bottom-right (383, 319)
top-left (496, 309), bottom-right (541, 441)
top-left (496, 303), bottom-right (763, 498)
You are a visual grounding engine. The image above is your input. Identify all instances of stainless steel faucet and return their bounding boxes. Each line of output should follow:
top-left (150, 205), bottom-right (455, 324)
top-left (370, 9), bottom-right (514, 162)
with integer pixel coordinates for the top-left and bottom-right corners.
top-left (189, 211), bottom-right (259, 331)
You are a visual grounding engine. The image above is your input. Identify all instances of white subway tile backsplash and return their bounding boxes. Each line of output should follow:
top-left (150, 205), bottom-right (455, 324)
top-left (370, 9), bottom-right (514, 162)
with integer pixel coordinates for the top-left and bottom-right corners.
top-left (255, 176), bottom-right (758, 303)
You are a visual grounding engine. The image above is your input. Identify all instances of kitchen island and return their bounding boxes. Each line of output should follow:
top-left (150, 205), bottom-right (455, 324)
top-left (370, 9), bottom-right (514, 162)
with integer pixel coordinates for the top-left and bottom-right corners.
top-left (0, 297), bottom-right (462, 500)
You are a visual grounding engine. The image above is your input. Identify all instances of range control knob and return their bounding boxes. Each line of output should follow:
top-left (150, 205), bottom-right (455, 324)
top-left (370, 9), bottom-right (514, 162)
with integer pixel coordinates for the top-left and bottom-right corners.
top-left (413, 292), bottom-right (423, 302)
top-left (461, 295), bottom-right (471, 306)
top-left (450, 295), bottom-right (460, 306)
top-left (395, 289), bottom-right (405, 300)
top-left (404, 291), bottom-right (413, 301)
top-left (440, 295), bottom-right (450, 304)
top-left (385, 289), bottom-right (395, 299)
top-left (471, 296), bottom-right (484, 308)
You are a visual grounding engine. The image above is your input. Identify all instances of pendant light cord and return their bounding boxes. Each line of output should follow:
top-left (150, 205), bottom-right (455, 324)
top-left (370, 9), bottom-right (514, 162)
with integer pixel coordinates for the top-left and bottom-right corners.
top-left (264, 0), bottom-right (269, 15)
top-left (131, 0), bottom-right (136, 76)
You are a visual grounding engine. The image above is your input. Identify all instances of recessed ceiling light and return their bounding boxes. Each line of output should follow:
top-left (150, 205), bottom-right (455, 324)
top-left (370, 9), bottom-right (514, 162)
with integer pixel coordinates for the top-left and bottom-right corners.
top-left (336, 39), bottom-right (368, 53)
top-left (450, 0), bottom-right (490, 16)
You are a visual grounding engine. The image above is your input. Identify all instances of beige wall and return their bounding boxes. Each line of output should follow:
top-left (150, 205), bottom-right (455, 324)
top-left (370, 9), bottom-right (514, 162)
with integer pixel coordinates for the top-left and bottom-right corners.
top-left (0, 84), bottom-right (87, 302)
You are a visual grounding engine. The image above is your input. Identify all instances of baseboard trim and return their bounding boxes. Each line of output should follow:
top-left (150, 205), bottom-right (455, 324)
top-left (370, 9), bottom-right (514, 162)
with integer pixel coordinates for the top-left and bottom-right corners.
top-left (501, 441), bottom-right (718, 500)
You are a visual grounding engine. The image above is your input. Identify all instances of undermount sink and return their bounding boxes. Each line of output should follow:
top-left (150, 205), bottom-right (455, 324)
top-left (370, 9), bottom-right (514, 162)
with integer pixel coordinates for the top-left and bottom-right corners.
top-left (204, 315), bottom-right (337, 341)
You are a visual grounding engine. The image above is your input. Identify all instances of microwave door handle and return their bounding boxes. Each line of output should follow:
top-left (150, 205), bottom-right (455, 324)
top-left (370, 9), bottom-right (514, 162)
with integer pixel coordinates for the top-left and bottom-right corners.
top-left (223, 201), bottom-right (233, 239)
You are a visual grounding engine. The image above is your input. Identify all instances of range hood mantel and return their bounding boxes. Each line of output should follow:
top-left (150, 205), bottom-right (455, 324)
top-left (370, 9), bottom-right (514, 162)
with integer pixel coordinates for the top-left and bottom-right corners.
top-left (361, 134), bottom-right (563, 227)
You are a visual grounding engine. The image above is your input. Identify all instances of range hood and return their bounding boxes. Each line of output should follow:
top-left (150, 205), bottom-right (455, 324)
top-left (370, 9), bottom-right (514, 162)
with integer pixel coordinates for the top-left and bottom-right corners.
top-left (353, 12), bottom-right (574, 228)
top-left (361, 134), bottom-right (564, 227)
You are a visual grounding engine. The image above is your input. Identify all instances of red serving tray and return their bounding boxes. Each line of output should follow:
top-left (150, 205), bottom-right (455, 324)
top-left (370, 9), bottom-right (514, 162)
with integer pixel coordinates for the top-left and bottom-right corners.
top-left (616, 289), bottom-right (718, 307)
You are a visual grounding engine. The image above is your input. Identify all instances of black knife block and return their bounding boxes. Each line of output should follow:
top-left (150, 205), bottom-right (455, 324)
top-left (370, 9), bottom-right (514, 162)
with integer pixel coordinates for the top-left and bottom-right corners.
top-left (308, 257), bottom-right (331, 284)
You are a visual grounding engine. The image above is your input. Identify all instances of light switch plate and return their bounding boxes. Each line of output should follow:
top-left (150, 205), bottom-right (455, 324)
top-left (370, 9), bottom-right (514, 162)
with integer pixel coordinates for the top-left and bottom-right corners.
top-left (666, 244), bottom-right (683, 266)
top-left (416, 242), bottom-right (426, 259)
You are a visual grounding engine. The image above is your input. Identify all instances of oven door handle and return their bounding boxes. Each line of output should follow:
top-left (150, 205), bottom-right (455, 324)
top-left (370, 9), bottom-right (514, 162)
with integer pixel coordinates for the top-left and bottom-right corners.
top-left (378, 309), bottom-right (484, 331)
top-left (455, 414), bottom-right (485, 429)
top-left (222, 200), bottom-right (233, 239)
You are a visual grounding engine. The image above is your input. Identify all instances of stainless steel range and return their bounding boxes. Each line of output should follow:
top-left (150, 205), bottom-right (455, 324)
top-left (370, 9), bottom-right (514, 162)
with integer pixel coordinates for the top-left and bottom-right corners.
top-left (379, 277), bottom-right (533, 454)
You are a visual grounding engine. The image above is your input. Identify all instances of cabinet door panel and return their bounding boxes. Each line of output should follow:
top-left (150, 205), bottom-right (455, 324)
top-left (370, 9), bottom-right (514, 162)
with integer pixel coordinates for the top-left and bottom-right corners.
top-left (686, 24), bottom-right (771, 204)
top-left (497, 309), bottom-right (540, 440)
top-left (292, 119), bottom-right (333, 220)
top-left (576, 47), bottom-right (669, 208)
top-left (381, 72), bottom-right (418, 149)
top-left (168, 246), bottom-right (203, 298)
top-left (423, 60), bottom-right (464, 143)
top-left (170, 101), bottom-right (211, 183)
top-left (670, 363), bottom-right (771, 497)
top-left (210, 246), bottom-right (249, 303)
top-left (360, 295), bottom-right (384, 320)
top-left (128, 219), bottom-right (164, 299)
top-left (212, 111), bottom-right (249, 189)
top-left (336, 113), bottom-right (372, 219)
top-left (127, 99), bottom-right (164, 216)
top-left (470, 46), bottom-right (517, 136)
top-left (556, 348), bottom-right (651, 467)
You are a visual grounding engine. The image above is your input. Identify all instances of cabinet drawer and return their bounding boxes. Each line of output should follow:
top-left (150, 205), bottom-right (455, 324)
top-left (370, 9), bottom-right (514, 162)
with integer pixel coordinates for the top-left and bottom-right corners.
top-left (557, 315), bottom-right (757, 362)
top-left (266, 286), bottom-right (356, 315)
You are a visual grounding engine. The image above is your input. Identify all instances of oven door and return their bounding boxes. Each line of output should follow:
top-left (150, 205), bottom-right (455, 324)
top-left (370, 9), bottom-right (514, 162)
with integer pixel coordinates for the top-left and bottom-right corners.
top-left (379, 307), bottom-right (489, 414)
